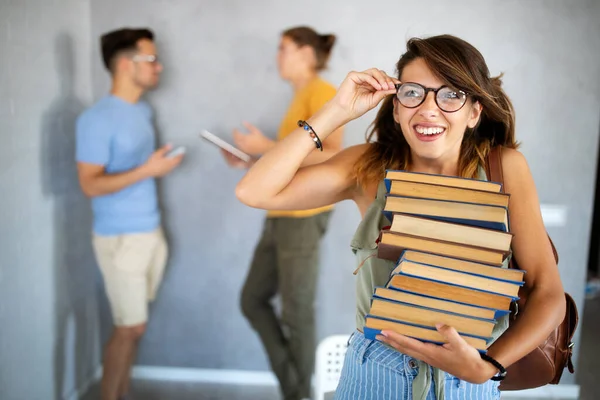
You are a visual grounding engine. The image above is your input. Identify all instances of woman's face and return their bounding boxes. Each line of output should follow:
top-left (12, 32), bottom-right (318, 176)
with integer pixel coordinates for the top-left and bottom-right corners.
top-left (277, 36), bottom-right (313, 80)
top-left (393, 57), bottom-right (482, 163)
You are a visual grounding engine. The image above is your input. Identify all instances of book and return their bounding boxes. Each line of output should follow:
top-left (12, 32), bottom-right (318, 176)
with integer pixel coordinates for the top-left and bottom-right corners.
top-left (199, 129), bottom-right (252, 162)
top-left (369, 297), bottom-right (496, 337)
top-left (383, 195), bottom-right (509, 231)
top-left (385, 179), bottom-right (510, 208)
top-left (385, 170), bottom-right (502, 193)
top-left (389, 213), bottom-right (513, 253)
top-left (373, 286), bottom-right (509, 320)
top-left (391, 260), bottom-right (523, 298)
top-left (386, 274), bottom-right (515, 310)
top-left (378, 231), bottom-right (506, 266)
top-left (399, 250), bottom-right (525, 283)
top-left (364, 315), bottom-right (490, 352)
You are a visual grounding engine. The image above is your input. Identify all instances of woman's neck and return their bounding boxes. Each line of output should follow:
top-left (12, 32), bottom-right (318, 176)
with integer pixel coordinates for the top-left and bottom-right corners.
top-left (289, 70), bottom-right (318, 92)
top-left (409, 151), bottom-right (460, 176)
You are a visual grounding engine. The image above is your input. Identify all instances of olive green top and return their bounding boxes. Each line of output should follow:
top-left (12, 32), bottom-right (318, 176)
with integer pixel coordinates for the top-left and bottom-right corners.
top-left (351, 166), bottom-right (510, 400)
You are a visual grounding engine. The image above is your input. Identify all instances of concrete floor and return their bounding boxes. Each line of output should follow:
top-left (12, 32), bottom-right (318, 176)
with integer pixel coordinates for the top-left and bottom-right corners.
top-left (81, 297), bottom-right (600, 400)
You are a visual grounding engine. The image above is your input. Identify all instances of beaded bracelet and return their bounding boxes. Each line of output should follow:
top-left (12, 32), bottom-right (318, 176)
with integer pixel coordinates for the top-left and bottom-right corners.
top-left (297, 120), bottom-right (323, 151)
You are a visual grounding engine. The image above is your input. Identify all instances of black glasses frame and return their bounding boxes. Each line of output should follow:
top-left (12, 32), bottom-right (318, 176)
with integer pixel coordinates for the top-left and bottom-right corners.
top-left (394, 82), bottom-right (468, 113)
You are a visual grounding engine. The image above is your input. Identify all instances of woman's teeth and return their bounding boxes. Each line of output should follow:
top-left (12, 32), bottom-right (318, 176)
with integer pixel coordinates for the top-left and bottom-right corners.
top-left (415, 126), bottom-right (445, 135)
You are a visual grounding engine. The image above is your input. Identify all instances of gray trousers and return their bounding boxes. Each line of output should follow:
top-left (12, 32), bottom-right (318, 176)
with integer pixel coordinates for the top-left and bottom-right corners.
top-left (241, 212), bottom-right (331, 400)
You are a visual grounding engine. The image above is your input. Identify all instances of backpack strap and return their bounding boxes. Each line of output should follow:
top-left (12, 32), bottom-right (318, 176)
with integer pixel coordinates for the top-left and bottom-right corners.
top-left (486, 146), bottom-right (504, 188)
top-left (484, 146), bottom-right (559, 264)
top-left (485, 146), bottom-right (517, 272)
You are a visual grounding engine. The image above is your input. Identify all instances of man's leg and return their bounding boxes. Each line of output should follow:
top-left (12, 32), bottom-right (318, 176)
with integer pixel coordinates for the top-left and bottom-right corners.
top-left (276, 213), bottom-right (331, 400)
top-left (102, 324), bottom-right (145, 400)
top-left (93, 230), bottom-right (157, 400)
top-left (116, 229), bottom-right (168, 398)
top-left (240, 219), bottom-right (298, 397)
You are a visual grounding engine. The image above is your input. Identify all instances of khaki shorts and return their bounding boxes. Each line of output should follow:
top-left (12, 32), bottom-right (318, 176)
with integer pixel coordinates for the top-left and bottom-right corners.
top-left (92, 228), bottom-right (168, 327)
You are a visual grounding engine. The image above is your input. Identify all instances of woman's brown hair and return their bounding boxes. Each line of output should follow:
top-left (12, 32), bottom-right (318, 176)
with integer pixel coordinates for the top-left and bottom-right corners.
top-left (354, 34), bottom-right (519, 188)
top-left (283, 26), bottom-right (336, 71)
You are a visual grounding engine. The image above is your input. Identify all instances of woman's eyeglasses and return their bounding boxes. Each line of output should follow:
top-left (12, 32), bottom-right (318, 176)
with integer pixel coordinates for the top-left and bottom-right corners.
top-left (395, 82), bottom-right (468, 113)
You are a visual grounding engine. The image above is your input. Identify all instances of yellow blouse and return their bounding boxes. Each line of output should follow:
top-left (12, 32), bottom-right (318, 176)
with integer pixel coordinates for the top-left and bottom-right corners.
top-left (267, 77), bottom-right (337, 219)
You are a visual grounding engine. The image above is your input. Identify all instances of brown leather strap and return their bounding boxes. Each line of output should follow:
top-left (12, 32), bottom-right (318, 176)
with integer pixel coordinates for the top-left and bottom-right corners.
top-left (485, 146), bottom-right (559, 264)
top-left (486, 147), bottom-right (517, 274)
top-left (486, 146), bottom-right (504, 190)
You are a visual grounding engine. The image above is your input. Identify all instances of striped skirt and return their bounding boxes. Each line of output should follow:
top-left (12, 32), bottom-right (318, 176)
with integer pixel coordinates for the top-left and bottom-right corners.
top-left (333, 331), bottom-right (501, 400)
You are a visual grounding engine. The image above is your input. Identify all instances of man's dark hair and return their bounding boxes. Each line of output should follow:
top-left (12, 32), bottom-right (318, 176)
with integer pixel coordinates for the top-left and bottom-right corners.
top-left (100, 28), bottom-right (154, 72)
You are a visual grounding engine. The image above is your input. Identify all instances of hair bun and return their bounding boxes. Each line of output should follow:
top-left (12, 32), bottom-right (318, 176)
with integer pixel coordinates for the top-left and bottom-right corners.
top-left (320, 34), bottom-right (337, 54)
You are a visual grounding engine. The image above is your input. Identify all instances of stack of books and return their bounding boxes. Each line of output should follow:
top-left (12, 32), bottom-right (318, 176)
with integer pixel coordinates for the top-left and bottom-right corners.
top-left (363, 170), bottom-right (525, 353)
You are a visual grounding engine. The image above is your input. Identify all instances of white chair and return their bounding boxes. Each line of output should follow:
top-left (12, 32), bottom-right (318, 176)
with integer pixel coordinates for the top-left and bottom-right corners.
top-left (313, 334), bottom-right (351, 400)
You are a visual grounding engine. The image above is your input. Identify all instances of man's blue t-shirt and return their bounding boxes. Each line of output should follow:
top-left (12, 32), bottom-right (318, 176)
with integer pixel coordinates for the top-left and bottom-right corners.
top-left (76, 95), bottom-right (159, 236)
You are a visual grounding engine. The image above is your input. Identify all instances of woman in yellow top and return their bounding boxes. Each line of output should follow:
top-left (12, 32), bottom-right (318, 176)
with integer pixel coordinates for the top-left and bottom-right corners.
top-left (222, 26), bottom-right (344, 400)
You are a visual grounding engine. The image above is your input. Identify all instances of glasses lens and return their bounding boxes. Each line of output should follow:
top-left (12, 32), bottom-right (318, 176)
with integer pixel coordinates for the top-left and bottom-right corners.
top-left (436, 87), bottom-right (467, 112)
top-left (396, 83), bottom-right (425, 108)
top-left (133, 55), bottom-right (158, 63)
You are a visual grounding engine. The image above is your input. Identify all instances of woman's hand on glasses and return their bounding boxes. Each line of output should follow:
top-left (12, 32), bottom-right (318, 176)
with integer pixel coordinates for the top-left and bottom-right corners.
top-left (330, 68), bottom-right (400, 123)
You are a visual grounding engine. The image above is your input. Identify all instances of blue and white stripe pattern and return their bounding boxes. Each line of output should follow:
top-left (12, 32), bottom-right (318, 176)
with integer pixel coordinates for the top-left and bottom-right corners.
top-left (333, 331), bottom-right (501, 400)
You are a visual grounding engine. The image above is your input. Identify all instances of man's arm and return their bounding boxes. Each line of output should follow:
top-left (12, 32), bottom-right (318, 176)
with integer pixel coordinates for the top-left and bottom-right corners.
top-left (77, 145), bottom-right (182, 197)
top-left (77, 163), bottom-right (150, 197)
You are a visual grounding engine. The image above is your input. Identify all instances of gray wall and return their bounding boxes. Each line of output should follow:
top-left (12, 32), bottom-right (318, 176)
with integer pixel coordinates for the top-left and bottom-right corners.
top-left (0, 1), bottom-right (102, 399)
top-left (96, 0), bottom-right (600, 385)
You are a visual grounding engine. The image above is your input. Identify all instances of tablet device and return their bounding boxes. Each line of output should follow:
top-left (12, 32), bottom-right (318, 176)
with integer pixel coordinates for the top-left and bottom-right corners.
top-left (199, 129), bottom-right (252, 163)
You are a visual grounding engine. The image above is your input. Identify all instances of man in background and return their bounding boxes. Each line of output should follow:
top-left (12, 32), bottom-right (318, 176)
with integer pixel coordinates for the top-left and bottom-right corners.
top-left (76, 27), bottom-right (182, 400)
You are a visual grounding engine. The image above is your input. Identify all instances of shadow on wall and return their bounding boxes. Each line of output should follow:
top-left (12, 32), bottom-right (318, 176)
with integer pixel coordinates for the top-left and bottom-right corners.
top-left (40, 32), bottom-right (103, 399)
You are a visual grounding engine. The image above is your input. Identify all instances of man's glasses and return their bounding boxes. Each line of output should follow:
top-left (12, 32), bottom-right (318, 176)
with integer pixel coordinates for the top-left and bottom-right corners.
top-left (395, 82), bottom-right (468, 113)
top-left (132, 54), bottom-right (159, 64)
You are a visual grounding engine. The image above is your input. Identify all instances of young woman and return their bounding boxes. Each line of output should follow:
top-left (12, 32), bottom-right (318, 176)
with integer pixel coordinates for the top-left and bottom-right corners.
top-left (222, 26), bottom-right (344, 400)
top-left (234, 34), bottom-right (565, 399)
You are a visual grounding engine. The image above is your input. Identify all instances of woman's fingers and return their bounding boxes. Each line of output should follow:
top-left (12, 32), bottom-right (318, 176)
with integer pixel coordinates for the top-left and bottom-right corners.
top-left (348, 70), bottom-right (383, 91)
top-left (367, 68), bottom-right (396, 91)
top-left (346, 68), bottom-right (400, 92)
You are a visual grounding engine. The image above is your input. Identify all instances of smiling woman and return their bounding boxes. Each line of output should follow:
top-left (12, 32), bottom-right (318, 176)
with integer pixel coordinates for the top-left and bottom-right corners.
top-left (235, 34), bottom-right (566, 400)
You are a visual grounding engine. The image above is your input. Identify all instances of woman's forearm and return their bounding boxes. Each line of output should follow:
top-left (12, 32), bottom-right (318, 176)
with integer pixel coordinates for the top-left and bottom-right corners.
top-left (236, 102), bottom-right (348, 205)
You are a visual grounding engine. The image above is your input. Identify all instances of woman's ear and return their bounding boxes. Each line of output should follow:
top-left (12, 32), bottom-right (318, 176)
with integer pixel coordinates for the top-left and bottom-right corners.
top-left (467, 101), bottom-right (483, 129)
